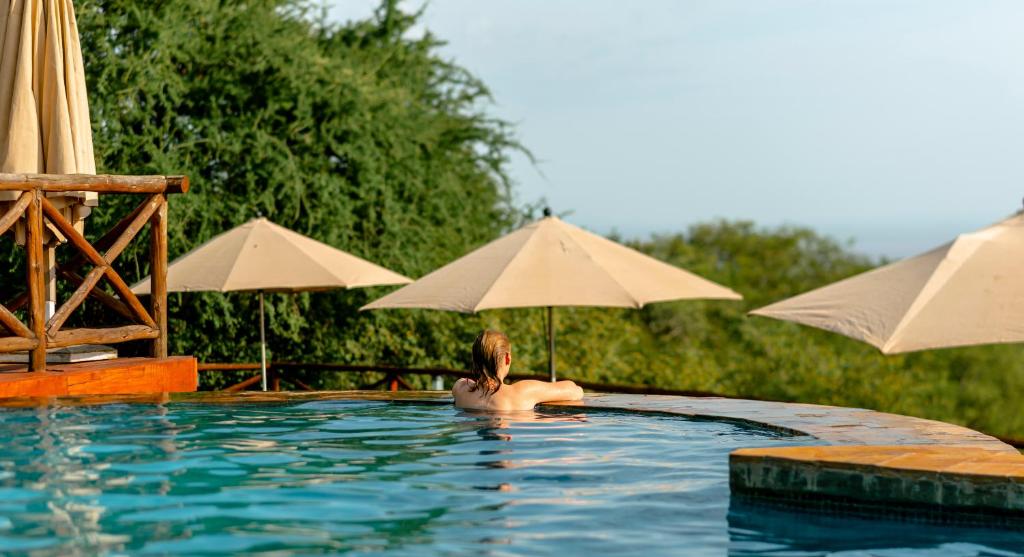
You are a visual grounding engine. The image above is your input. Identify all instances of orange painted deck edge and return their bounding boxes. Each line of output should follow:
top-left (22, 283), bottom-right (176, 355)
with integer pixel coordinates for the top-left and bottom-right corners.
top-left (0, 356), bottom-right (198, 398)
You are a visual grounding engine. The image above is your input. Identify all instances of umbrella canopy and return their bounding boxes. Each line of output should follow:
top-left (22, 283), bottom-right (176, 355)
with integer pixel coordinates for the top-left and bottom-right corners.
top-left (0, 0), bottom-right (97, 215)
top-left (132, 217), bottom-right (411, 295)
top-left (132, 217), bottom-right (411, 392)
top-left (361, 215), bottom-right (741, 312)
top-left (362, 214), bottom-right (741, 381)
top-left (750, 211), bottom-right (1024, 355)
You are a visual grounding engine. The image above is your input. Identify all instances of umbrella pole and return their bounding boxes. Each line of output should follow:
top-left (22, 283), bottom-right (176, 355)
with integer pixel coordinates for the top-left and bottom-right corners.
top-left (45, 246), bottom-right (57, 320)
top-left (259, 291), bottom-right (267, 392)
top-left (547, 306), bottom-right (556, 382)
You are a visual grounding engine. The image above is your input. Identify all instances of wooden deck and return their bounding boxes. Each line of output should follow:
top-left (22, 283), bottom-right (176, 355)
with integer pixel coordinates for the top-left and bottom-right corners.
top-left (0, 356), bottom-right (197, 398)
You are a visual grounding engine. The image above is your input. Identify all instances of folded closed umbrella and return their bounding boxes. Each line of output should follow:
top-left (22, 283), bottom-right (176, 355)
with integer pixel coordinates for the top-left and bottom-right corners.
top-left (751, 211), bottom-right (1024, 354)
top-left (1, 0), bottom-right (96, 180)
top-left (1, 0), bottom-right (98, 318)
top-left (362, 212), bottom-right (742, 380)
top-left (133, 217), bottom-right (411, 389)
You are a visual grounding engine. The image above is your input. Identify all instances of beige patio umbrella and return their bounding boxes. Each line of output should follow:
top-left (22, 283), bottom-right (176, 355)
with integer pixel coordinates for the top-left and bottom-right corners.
top-left (1, 0), bottom-right (98, 318)
top-left (751, 211), bottom-right (1024, 354)
top-left (132, 217), bottom-right (412, 390)
top-left (362, 212), bottom-right (742, 381)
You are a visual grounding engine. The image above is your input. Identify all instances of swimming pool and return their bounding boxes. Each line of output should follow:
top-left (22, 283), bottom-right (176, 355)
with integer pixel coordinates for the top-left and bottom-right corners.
top-left (0, 399), bottom-right (1021, 555)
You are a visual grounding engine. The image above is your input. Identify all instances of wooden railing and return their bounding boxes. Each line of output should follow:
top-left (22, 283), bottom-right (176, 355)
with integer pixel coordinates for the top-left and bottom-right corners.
top-left (197, 361), bottom-right (735, 397)
top-left (0, 173), bottom-right (189, 370)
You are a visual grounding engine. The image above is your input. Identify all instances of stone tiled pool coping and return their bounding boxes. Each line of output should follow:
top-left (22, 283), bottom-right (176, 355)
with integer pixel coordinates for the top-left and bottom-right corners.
top-left (557, 394), bottom-right (1024, 524)
top-left (1, 390), bottom-right (1020, 523)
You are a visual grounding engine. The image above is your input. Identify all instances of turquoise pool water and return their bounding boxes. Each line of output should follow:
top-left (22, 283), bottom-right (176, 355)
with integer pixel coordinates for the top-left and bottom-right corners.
top-left (0, 400), bottom-right (1021, 556)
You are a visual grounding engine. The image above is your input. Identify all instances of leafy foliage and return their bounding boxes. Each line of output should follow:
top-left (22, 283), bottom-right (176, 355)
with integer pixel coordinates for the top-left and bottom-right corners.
top-left (60, 0), bottom-right (526, 388)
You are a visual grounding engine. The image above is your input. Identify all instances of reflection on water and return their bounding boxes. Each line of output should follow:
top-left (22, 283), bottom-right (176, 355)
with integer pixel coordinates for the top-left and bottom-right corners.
top-left (0, 401), bottom-right (1016, 556)
top-left (728, 499), bottom-right (1024, 556)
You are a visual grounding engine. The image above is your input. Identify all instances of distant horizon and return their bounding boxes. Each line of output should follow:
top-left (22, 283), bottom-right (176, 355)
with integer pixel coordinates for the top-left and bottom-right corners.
top-left (329, 1), bottom-right (1024, 259)
top-left (580, 209), bottom-right (1022, 260)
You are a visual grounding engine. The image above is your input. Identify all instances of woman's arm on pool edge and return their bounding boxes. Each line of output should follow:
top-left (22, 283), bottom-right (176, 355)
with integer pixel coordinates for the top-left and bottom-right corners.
top-left (514, 379), bottom-right (584, 404)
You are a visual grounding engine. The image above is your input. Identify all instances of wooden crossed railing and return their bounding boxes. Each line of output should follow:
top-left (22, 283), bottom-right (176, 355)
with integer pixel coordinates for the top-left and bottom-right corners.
top-left (0, 173), bottom-right (189, 371)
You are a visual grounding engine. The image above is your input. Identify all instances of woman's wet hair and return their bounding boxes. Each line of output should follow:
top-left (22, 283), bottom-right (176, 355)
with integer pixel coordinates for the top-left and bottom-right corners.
top-left (470, 330), bottom-right (510, 396)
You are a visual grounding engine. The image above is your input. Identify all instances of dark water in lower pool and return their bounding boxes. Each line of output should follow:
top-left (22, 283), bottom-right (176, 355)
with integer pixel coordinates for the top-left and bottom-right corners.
top-left (0, 400), bottom-right (1021, 556)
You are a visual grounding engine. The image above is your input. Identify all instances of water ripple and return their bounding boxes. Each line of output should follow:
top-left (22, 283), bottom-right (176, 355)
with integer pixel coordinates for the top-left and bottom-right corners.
top-left (0, 401), bottom-right (1019, 556)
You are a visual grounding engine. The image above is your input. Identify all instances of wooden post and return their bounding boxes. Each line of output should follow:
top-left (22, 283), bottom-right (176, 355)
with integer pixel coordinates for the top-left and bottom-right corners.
top-left (150, 196), bottom-right (168, 358)
top-left (26, 190), bottom-right (46, 371)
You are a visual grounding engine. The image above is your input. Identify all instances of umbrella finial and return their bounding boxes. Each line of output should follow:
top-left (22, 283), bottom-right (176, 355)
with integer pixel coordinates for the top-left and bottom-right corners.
top-left (542, 207), bottom-right (552, 218)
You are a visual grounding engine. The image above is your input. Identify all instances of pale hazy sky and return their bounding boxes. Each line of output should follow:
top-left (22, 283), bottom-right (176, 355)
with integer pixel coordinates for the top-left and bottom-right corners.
top-left (328, 1), bottom-right (1024, 258)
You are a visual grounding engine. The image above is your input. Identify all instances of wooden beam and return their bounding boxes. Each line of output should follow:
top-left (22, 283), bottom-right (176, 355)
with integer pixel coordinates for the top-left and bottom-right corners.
top-left (0, 173), bottom-right (189, 194)
top-left (273, 362), bottom-right (475, 376)
top-left (58, 268), bottom-right (134, 321)
top-left (283, 376), bottom-right (315, 392)
top-left (102, 268), bottom-right (157, 328)
top-left (198, 362), bottom-right (263, 371)
top-left (224, 374), bottom-right (262, 392)
top-left (49, 325), bottom-right (159, 348)
top-left (360, 375), bottom-right (391, 391)
top-left (47, 265), bottom-right (107, 336)
top-left (104, 194), bottom-right (161, 262)
top-left (41, 196), bottom-right (106, 266)
top-left (0, 191), bottom-right (30, 237)
top-left (3, 292), bottom-right (27, 313)
top-left (0, 303), bottom-right (31, 339)
top-left (0, 336), bottom-right (39, 352)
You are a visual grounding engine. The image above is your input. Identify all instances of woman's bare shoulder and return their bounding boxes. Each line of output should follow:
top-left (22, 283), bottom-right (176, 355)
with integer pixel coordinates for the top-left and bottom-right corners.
top-left (452, 378), bottom-right (472, 393)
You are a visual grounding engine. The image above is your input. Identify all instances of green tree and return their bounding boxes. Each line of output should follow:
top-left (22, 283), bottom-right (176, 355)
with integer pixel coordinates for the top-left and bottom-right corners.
top-left (65, 0), bottom-right (525, 387)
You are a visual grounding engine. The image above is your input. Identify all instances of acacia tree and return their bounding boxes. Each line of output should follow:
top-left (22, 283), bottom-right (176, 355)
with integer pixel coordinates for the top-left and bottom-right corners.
top-left (65, 0), bottom-right (524, 386)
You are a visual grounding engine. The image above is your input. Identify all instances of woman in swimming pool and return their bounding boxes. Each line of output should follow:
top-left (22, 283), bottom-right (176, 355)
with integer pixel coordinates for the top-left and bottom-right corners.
top-left (453, 330), bottom-right (584, 411)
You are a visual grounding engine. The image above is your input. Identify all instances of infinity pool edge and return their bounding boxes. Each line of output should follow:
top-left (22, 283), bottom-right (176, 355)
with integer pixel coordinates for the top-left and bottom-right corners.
top-left (1, 389), bottom-right (1019, 523)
